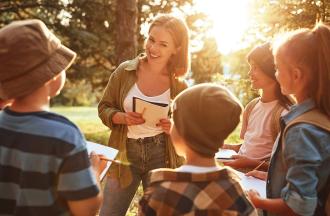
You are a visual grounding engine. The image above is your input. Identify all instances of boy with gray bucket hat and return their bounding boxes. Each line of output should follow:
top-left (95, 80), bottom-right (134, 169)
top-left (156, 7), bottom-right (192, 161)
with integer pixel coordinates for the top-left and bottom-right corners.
top-left (0, 19), bottom-right (102, 215)
top-left (139, 83), bottom-right (258, 215)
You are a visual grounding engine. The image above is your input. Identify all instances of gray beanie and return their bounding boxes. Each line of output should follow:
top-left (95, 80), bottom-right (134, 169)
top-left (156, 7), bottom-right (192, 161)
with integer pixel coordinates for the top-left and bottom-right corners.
top-left (172, 83), bottom-right (242, 157)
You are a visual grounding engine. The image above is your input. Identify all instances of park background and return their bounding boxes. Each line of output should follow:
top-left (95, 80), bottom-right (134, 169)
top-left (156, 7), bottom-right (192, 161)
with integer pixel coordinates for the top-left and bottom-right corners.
top-left (1, 0), bottom-right (329, 215)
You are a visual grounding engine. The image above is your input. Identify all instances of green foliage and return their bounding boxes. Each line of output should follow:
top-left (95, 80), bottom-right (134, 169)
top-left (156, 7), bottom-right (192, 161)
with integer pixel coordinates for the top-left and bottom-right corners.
top-left (222, 47), bottom-right (259, 106)
top-left (191, 37), bottom-right (223, 84)
top-left (0, 0), bottom-right (213, 105)
top-left (223, 0), bottom-right (330, 105)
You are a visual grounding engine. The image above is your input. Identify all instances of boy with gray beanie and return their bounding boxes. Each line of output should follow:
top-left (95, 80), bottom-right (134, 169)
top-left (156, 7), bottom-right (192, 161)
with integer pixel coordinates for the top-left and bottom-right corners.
top-left (0, 19), bottom-right (102, 215)
top-left (139, 83), bottom-right (257, 215)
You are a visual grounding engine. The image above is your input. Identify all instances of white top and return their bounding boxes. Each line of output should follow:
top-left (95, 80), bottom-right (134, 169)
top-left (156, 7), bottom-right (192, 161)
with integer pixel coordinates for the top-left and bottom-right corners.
top-left (175, 165), bottom-right (221, 173)
top-left (238, 100), bottom-right (287, 160)
top-left (123, 83), bottom-right (170, 139)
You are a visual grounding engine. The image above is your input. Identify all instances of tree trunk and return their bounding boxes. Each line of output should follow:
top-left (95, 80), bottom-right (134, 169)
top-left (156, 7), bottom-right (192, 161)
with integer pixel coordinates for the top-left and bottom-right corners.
top-left (115, 0), bottom-right (137, 65)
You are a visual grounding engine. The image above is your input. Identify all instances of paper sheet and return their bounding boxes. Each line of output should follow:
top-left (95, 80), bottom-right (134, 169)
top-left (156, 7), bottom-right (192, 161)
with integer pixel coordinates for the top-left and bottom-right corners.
top-left (215, 149), bottom-right (238, 161)
top-left (86, 141), bottom-right (118, 181)
top-left (234, 170), bottom-right (266, 198)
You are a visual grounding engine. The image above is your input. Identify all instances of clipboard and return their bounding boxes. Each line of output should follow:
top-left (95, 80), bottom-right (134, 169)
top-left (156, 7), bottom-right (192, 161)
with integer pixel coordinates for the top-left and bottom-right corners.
top-left (133, 97), bottom-right (168, 111)
top-left (132, 97), bottom-right (169, 127)
top-left (86, 141), bottom-right (118, 181)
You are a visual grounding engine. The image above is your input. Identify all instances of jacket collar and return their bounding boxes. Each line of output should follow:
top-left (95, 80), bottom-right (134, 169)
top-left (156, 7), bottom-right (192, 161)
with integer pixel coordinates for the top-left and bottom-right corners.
top-left (282, 98), bottom-right (315, 124)
top-left (124, 53), bottom-right (146, 71)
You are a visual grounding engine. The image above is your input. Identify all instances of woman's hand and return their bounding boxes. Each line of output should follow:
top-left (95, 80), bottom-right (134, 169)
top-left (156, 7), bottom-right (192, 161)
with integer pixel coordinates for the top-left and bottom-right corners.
top-left (223, 155), bottom-right (258, 168)
top-left (112, 112), bottom-right (145, 125)
top-left (157, 118), bottom-right (171, 134)
top-left (246, 170), bottom-right (268, 180)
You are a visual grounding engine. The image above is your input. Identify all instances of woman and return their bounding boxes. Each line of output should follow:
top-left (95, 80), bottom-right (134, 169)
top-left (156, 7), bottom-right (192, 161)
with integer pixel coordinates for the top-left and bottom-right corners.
top-left (98, 14), bottom-right (190, 216)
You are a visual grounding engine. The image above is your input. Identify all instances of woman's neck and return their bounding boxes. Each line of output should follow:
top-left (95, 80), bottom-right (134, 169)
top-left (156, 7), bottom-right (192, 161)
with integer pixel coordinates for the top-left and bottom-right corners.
top-left (145, 61), bottom-right (168, 75)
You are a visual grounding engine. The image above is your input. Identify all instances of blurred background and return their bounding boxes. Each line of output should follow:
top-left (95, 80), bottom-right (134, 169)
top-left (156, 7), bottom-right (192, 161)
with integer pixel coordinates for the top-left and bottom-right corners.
top-left (2, 0), bottom-right (329, 107)
top-left (1, 1), bottom-right (329, 214)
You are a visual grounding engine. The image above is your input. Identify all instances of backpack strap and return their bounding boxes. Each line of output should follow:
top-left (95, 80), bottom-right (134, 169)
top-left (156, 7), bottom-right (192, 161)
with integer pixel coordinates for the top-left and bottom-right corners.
top-left (270, 103), bottom-right (285, 141)
top-left (241, 97), bottom-right (284, 142)
top-left (283, 109), bottom-right (330, 138)
top-left (240, 97), bottom-right (260, 139)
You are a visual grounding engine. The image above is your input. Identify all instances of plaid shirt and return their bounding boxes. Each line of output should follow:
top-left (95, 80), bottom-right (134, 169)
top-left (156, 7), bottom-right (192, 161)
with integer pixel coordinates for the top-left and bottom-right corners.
top-left (139, 168), bottom-right (257, 216)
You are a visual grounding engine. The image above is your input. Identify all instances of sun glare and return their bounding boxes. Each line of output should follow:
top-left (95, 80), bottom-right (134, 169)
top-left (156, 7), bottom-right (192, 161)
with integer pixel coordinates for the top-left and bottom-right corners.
top-left (196, 0), bottom-right (252, 54)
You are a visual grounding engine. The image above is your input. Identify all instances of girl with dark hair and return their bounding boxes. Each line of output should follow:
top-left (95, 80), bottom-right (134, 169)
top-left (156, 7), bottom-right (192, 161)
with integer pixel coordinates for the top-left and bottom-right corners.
top-left (224, 43), bottom-right (293, 171)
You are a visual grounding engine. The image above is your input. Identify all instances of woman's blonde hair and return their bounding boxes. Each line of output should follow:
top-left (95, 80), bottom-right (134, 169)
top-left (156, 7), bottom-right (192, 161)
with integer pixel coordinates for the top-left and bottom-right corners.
top-left (273, 22), bottom-right (330, 117)
top-left (149, 14), bottom-right (190, 78)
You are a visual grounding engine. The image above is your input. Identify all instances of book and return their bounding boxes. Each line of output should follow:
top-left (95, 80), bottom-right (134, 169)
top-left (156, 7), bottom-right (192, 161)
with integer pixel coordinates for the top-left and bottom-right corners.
top-left (133, 96), bottom-right (169, 127)
top-left (86, 141), bottom-right (119, 181)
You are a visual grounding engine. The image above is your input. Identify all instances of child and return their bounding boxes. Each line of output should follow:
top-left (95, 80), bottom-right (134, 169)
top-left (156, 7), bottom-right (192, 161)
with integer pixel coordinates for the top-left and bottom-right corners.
top-left (0, 20), bottom-right (103, 215)
top-left (139, 84), bottom-right (258, 215)
top-left (247, 23), bottom-right (330, 215)
top-left (224, 43), bottom-right (293, 170)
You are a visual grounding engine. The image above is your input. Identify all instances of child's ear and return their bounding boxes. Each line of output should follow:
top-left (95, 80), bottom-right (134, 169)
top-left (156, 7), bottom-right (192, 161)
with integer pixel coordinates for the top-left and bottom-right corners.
top-left (292, 67), bottom-right (303, 83)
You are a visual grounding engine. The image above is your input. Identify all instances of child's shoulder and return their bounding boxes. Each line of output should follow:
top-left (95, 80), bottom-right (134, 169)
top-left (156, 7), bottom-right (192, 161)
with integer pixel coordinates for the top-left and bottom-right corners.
top-left (148, 167), bottom-right (240, 185)
top-left (16, 110), bottom-right (84, 147)
top-left (37, 111), bottom-right (85, 148)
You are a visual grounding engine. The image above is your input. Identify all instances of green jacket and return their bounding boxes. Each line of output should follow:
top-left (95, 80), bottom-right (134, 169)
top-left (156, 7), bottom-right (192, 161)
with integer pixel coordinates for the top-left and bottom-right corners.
top-left (98, 54), bottom-right (187, 187)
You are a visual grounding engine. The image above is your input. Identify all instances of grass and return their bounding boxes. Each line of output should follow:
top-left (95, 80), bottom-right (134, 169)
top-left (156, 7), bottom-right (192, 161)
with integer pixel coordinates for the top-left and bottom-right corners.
top-left (51, 106), bottom-right (110, 145)
top-left (52, 106), bottom-right (242, 215)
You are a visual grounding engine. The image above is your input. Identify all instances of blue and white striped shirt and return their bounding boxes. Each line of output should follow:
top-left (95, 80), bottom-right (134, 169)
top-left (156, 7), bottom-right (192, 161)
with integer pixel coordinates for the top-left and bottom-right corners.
top-left (0, 108), bottom-right (99, 215)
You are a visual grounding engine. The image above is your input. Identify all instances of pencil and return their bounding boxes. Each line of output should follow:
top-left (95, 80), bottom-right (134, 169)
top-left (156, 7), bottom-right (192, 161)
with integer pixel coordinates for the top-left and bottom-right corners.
top-left (99, 156), bottom-right (131, 166)
top-left (253, 160), bottom-right (266, 171)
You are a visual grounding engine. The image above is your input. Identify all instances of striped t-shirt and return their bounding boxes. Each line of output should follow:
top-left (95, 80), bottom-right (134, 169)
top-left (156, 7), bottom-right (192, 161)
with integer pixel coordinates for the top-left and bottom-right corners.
top-left (0, 108), bottom-right (99, 215)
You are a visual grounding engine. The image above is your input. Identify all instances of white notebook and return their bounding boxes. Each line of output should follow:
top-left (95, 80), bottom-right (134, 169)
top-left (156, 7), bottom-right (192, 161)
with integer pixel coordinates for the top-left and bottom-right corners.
top-left (215, 149), bottom-right (238, 162)
top-left (86, 141), bottom-right (118, 181)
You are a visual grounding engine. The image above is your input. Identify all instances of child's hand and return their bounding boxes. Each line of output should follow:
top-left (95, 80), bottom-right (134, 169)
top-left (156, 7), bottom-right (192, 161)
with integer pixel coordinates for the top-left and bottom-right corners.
top-left (157, 118), bottom-right (171, 134)
top-left (246, 170), bottom-right (267, 180)
top-left (89, 152), bottom-right (107, 177)
top-left (247, 189), bottom-right (262, 207)
top-left (223, 155), bottom-right (256, 168)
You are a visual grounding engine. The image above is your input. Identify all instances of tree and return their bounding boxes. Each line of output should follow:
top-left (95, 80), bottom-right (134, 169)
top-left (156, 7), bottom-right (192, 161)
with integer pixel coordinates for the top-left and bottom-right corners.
top-left (191, 37), bottom-right (222, 84)
top-left (0, 0), bottom-right (212, 105)
top-left (225, 0), bottom-right (330, 105)
top-left (115, 0), bottom-right (137, 65)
